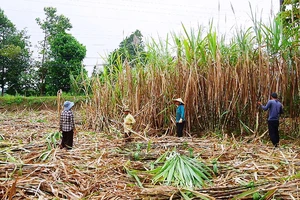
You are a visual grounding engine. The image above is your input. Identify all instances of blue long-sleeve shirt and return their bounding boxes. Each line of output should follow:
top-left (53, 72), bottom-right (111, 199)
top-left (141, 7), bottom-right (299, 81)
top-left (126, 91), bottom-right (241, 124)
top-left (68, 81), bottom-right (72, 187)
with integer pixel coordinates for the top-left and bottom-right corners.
top-left (261, 99), bottom-right (283, 121)
top-left (176, 104), bottom-right (185, 122)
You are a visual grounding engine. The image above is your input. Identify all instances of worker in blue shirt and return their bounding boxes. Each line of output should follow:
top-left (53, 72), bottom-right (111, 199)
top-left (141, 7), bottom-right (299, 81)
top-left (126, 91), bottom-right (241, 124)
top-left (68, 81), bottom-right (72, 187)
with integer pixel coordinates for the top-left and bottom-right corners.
top-left (173, 98), bottom-right (185, 137)
top-left (258, 93), bottom-right (284, 147)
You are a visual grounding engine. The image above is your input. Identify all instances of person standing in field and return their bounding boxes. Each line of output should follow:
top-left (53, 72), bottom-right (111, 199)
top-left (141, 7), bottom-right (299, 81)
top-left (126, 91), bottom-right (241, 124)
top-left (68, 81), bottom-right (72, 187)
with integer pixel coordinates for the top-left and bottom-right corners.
top-left (123, 108), bottom-right (136, 142)
top-left (60, 101), bottom-right (76, 150)
top-left (173, 98), bottom-right (185, 137)
top-left (258, 93), bottom-right (283, 147)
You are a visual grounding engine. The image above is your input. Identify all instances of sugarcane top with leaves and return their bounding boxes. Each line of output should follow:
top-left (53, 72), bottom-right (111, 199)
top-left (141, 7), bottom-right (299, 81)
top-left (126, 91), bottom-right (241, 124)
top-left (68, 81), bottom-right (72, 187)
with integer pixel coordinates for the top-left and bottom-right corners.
top-left (123, 108), bottom-right (136, 133)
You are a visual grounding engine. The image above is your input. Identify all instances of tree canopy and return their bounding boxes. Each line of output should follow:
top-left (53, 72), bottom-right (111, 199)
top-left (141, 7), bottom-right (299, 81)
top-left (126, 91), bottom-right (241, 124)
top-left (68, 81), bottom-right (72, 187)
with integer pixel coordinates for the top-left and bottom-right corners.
top-left (36, 7), bottom-right (86, 95)
top-left (105, 30), bottom-right (146, 75)
top-left (46, 33), bottom-right (86, 93)
top-left (278, 0), bottom-right (300, 39)
top-left (0, 9), bottom-right (33, 96)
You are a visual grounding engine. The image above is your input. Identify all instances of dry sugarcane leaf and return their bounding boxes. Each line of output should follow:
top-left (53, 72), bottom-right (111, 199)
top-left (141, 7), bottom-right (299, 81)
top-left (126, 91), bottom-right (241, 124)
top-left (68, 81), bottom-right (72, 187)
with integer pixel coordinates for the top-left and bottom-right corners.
top-left (8, 176), bottom-right (17, 200)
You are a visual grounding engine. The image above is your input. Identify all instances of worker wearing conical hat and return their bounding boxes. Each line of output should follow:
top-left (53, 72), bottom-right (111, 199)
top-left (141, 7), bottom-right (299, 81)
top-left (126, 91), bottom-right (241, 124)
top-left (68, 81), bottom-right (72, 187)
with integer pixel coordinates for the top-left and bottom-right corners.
top-left (173, 98), bottom-right (185, 137)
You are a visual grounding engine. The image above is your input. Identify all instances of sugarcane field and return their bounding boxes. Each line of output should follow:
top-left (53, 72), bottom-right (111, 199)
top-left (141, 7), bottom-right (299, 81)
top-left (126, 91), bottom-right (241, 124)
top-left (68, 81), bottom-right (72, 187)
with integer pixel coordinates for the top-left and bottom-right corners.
top-left (0, 90), bottom-right (299, 200)
top-left (1, 1), bottom-right (300, 199)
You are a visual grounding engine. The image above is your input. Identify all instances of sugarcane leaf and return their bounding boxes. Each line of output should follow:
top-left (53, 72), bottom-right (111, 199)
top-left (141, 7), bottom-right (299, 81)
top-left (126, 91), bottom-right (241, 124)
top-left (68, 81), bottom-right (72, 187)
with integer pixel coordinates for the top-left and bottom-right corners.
top-left (166, 157), bottom-right (177, 184)
top-left (231, 188), bottom-right (259, 200)
top-left (124, 166), bottom-right (144, 188)
top-left (260, 188), bottom-right (277, 200)
top-left (153, 159), bottom-right (175, 182)
top-left (179, 190), bottom-right (193, 200)
top-left (182, 158), bottom-right (205, 186)
top-left (181, 189), bottom-right (216, 200)
top-left (150, 151), bottom-right (212, 188)
top-left (179, 157), bottom-right (192, 186)
top-left (239, 119), bottom-right (254, 134)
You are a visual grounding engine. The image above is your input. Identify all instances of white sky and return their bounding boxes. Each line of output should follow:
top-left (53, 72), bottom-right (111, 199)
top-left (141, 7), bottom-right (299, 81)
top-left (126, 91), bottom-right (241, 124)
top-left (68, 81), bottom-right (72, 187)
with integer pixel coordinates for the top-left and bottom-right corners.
top-left (1, 0), bottom-right (280, 75)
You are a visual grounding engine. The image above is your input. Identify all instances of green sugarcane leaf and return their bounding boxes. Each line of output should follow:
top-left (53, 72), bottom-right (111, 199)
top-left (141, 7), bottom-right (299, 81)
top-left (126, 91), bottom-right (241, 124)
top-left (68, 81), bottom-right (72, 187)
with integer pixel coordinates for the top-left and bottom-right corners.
top-left (179, 190), bottom-right (193, 200)
top-left (5, 152), bottom-right (17, 163)
top-left (124, 167), bottom-right (143, 188)
top-left (187, 158), bottom-right (212, 178)
top-left (183, 161), bottom-right (199, 187)
top-left (158, 153), bottom-right (174, 167)
top-left (147, 166), bottom-right (162, 174)
top-left (260, 188), bottom-right (277, 200)
top-left (39, 150), bottom-right (52, 161)
top-left (181, 189), bottom-right (215, 200)
top-left (184, 158), bottom-right (208, 181)
top-left (166, 157), bottom-right (177, 184)
top-left (153, 159), bottom-right (175, 182)
top-left (179, 157), bottom-right (192, 187)
top-left (183, 162), bottom-right (204, 186)
top-left (151, 151), bottom-right (212, 188)
top-left (231, 188), bottom-right (259, 200)
top-left (239, 119), bottom-right (254, 134)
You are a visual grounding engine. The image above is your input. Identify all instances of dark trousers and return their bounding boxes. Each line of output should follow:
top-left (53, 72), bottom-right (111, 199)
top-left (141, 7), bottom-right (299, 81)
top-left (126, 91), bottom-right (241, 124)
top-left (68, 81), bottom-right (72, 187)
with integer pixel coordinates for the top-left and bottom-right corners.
top-left (268, 120), bottom-right (279, 146)
top-left (124, 131), bottom-right (132, 142)
top-left (176, 121), bottom-right (185, 137)
top-left (61, 130), bottom-right (74, 149)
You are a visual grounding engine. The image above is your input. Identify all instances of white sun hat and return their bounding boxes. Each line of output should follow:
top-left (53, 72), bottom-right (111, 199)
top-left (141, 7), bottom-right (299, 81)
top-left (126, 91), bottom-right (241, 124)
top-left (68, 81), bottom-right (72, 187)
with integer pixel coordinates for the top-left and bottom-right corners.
top-left (173, 98), bottom-right (184, 105)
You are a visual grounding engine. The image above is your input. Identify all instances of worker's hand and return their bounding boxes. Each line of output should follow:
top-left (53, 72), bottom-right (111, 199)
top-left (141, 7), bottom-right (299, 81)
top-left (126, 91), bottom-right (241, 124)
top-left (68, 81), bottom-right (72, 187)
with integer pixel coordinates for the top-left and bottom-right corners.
top-left (257, 102), bottom-right (262, 106)
top-left (73, 129), bottom-right (77, 136)
top-left (179, 118), bottom-right (183, 123)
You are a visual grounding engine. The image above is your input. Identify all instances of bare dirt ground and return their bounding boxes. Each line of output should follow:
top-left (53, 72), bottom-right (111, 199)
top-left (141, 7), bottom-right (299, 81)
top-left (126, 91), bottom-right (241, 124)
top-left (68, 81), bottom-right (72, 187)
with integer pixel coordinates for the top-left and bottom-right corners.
top-left (0, 110), bottom-right (299, 199)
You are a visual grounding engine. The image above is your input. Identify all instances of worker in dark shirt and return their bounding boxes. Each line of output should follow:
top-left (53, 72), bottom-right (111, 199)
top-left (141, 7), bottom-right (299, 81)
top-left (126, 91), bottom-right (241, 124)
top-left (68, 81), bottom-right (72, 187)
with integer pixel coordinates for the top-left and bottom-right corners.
top-left (258, 93), bottom-right (283, 147)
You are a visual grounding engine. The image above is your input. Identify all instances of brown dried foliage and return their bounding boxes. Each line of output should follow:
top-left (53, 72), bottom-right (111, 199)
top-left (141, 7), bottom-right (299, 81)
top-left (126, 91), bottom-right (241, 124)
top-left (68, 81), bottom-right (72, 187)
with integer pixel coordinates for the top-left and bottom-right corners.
top-left (0, 110), bottom-right (299, 199)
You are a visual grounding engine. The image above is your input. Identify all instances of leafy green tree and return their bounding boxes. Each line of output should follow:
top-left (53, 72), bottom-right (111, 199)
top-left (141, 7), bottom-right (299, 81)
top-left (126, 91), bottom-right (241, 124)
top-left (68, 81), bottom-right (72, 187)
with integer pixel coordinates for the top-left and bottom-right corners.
top-left (4, 31), bottom-right (35, 96)
top-left (0, 9), bottom-right (33, 96)
top-left (105, 30), bottom-right (146, 74)
top-left (119, 30), bottom-right (145, 65)
top-left (46, 33), bottom-right (86, 94)
top-left (278, 0), bottom-right (300, 40)
top-left (36, 7), bottom-right (72, 95)
top-left (36, 7), bottom-right (86, 95)
top-left (36, 7), bottom-right (72, 36)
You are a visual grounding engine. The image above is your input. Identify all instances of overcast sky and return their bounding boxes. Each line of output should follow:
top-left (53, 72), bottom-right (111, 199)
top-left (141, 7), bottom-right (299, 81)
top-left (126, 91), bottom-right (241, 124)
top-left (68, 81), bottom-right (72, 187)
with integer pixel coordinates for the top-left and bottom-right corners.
top-left (1, 0), bottom-right (279, 75)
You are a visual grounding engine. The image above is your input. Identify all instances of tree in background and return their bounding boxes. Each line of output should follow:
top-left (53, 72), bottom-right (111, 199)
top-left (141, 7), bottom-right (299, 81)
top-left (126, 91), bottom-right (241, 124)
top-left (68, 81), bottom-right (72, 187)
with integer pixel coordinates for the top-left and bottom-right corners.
top-left (105, 30), bottom-right (146, 75)
top-left (46, 33), bottom-right (86, 94)
top-left (36, 7), bottom-right (86, 95)
top-left (278, 0), bottom-right (300, 40)
top-left (0, 9), bottom-right (34, 96)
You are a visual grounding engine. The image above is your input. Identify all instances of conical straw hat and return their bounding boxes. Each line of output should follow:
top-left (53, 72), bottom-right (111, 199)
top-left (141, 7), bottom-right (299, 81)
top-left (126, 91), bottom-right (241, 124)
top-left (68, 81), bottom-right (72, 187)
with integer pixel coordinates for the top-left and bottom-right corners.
top-left (173, 98), bottom-right (184, 104)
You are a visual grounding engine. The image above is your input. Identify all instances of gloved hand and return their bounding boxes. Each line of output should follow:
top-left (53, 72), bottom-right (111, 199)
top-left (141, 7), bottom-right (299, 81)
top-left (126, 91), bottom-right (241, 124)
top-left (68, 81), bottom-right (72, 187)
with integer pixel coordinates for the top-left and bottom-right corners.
top-left (179, 118), bottom-right (183, 123)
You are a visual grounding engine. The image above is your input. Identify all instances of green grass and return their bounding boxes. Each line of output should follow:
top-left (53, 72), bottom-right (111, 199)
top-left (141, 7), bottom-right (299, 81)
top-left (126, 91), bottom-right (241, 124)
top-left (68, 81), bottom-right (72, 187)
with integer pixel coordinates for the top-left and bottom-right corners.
top-left (0, 95), bottom-right (86, 110)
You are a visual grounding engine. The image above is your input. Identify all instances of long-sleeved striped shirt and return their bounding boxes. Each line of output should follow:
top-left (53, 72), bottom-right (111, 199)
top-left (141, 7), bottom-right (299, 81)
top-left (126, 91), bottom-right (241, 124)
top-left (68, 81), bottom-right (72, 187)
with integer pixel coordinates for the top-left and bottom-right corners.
top-left (60, 110), bottom-right (75, 132)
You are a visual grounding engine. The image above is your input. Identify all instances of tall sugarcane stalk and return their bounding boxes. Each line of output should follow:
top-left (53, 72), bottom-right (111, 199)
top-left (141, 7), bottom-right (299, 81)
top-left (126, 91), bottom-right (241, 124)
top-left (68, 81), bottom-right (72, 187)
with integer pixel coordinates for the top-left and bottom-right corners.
top-left (57, 89), bottom-right (62, 119)
top-left (80, 18), bottom-right (300, 136)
